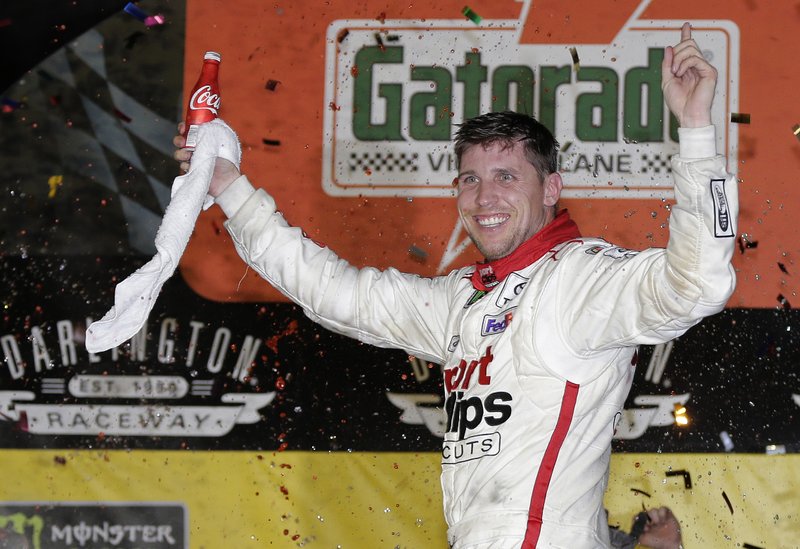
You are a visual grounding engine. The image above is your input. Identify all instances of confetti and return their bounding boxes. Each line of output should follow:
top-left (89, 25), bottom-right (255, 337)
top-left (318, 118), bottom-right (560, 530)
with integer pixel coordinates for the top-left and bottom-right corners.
top-left (719, 430), bottom-right (734, 451)
top-left (374, 32), bottom-right (385, 51)
top-left (777, 262), bottom-right (789, 274)
top-left (629, 488), bottom-right (651, 497)
top-left (737, 235), bottom-right (758, 254)
top-left (337, 29), bottom-right (350, 43)
top-left (48, 175), bottom-right (64, 198)
top-left (54, 455), bottom-right (67, 465)
top-left (569, 47), bottom-right (581, 72)
top-left (722, 490), bottom-right (734, 514)
top-left (1, 98), bottom-right (22, 113)
top-left (777, 293), bottom-right (791, 309)
top-left (560, 141), bottom-right (573, 153)
top-left (265, 79), bottom-right (281, 91)
top-left (123, 2), bottom-right (165, 27)
top-left (113, 108), bottom-right (132, 123)
top-left (124, 2), bottom-right (148, 21)
top-left (262, 138), bottom-right (281, 146)
top-left (409, 245), bottom-right (428, 263)
top-left (144, 14), bottom-right (165, 27)
top-left (665, 469), bottom-right (692, 489)
top-left (730, 113), bottom-right (750, 124)
top-left (375, 11), bottom-right (387, 24)
top-left (793, 124), bottom-right (800, 141)
top-left (742, 544), bottom-right (764, 549)
top-left (462, 6), bottom-right (482, 24)
top-left (386, 35), bottom-right (400, 42)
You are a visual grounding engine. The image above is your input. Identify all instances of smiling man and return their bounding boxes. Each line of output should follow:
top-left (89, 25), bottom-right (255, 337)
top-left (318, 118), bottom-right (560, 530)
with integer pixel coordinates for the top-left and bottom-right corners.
top-left (455, 116), bottom-right (563, 262)
top-left (175, 23), bottom-right (735, 549)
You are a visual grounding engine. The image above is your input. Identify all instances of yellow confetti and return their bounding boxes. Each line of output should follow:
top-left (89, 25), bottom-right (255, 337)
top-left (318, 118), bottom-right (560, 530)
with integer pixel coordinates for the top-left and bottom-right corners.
top-left (48, 175), bottom-right (63, 198)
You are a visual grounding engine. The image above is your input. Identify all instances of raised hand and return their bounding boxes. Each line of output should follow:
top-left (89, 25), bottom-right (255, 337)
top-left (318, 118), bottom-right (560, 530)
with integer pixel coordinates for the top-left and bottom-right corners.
top-left (173, 122), bottom-right (240, 197)
top-left (661, 22), bottom-right (717, 128)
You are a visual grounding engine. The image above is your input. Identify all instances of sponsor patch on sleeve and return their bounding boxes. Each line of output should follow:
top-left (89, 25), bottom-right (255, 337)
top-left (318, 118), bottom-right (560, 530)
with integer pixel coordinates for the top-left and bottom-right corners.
top-left (710, 178), bottom-right (734, 238)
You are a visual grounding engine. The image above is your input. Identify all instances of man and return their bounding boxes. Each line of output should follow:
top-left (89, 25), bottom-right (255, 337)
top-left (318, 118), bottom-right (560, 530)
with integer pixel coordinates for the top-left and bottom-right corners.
top-left (175, 23), bottom-right (735, 549)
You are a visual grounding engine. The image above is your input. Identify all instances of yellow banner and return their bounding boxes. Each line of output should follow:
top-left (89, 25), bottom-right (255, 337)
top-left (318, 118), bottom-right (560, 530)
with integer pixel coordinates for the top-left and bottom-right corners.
top-left (1, 450), bottom-right (797, 548)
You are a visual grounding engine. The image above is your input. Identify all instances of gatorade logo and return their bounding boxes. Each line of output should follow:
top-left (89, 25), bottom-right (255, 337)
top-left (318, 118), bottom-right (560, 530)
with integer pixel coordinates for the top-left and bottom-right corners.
top-left (321, 9), bottom-right (739, 199)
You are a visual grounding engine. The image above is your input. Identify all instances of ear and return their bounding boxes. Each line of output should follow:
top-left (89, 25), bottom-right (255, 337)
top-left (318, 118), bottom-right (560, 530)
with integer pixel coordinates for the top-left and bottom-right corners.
top-left (543, 172), bottom-right (563, 207)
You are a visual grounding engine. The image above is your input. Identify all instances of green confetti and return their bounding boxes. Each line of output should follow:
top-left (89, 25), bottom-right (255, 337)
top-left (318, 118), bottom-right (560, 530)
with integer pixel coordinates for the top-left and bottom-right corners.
top-left (462, 6), bottom-right (482, 25)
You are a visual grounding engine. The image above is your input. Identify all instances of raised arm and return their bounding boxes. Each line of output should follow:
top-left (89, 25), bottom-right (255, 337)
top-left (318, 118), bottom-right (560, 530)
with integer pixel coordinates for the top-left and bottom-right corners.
top-left (552, 23), bottom-right (737, 354)
top-left (173, 123), bottom-right (454, 364)
top-left (662, 22), bottom-right (717, 128)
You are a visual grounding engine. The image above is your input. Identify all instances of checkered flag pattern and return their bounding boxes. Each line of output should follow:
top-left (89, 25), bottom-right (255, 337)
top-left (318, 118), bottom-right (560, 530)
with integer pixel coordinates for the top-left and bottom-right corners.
top-left (349, 151), bottom-right (419, 173)
top-left (0, 5), bottom-right (184, 256)
top-left (640, 153), bottom-right (672, 174)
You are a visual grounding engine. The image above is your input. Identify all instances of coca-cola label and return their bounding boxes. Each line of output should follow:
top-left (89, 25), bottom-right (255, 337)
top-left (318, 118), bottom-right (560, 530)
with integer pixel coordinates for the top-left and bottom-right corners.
top-left (189, 85), bottom-right (220, 114)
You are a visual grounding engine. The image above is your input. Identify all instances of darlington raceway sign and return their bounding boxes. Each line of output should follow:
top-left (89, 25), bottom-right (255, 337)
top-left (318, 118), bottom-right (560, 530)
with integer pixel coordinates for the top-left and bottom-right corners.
top-left (322, 17), bottom-right (739, 199)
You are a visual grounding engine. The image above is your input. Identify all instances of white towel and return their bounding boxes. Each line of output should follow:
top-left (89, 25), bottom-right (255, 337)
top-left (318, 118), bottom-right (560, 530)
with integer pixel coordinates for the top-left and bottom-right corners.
top-left (85, 119), bottom-right (241, 353)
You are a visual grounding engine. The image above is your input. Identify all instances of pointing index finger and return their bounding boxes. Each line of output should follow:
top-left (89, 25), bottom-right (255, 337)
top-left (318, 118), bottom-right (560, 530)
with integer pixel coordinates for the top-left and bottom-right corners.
top-left (681, 21), bottom-right (691, 42)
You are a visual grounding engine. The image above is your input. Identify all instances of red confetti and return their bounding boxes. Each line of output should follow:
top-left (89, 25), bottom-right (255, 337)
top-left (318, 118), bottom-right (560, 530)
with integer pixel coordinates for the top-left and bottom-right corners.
top-left (113, 108), bottom-right (131, 123)
top-left (350, 65), bottom-right (359, 78)
top-left (265, 320), bottom-right (300, 353)
top-left (328, 101), bottom-right (341, 111)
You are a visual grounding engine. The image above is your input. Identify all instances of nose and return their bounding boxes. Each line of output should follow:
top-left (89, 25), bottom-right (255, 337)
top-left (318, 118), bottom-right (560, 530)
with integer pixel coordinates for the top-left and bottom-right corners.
top-left (475, 180), bottom-right (497, 208)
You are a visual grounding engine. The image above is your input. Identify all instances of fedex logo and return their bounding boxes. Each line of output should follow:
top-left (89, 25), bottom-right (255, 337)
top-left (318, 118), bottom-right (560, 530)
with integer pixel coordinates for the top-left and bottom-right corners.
top-left (481, 308), bottom-right (515, 336)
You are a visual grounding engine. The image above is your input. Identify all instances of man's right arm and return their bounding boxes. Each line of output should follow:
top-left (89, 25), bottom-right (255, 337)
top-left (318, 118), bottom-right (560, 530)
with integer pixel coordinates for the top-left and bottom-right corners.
top-left (213, 174), bottom-right (455, 365)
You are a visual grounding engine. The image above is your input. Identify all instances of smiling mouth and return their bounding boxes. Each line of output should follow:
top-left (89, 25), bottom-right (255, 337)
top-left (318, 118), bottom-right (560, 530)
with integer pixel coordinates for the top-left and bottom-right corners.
top-left (475, 214), bottom-right (510, 228)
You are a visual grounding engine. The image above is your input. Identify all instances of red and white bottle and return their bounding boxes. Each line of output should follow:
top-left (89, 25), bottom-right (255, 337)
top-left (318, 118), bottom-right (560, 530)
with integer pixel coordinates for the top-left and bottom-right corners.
top-left (183, 51), bottom-right (222, 150)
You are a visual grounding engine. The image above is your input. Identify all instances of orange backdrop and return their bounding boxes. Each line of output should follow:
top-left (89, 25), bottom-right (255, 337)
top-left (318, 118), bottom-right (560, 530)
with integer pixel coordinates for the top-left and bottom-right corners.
top-left (181, 0), bottom-right (799, 310)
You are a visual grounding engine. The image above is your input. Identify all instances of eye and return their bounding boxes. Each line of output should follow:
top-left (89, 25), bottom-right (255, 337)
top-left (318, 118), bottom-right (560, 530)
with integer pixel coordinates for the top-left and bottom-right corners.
top-left (498, 172), bottom-right (515, 183)
top-left (459, 175), bottom-right (479, 186)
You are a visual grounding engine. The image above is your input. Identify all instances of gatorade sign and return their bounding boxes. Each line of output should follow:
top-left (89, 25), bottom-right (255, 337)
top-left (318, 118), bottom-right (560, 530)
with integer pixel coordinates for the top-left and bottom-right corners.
top-left (323, 18), bottom-right (739, 199)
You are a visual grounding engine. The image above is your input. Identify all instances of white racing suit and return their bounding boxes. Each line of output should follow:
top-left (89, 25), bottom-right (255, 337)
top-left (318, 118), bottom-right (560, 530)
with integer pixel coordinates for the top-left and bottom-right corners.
top-left (214, 126), bottom-right (737, 548)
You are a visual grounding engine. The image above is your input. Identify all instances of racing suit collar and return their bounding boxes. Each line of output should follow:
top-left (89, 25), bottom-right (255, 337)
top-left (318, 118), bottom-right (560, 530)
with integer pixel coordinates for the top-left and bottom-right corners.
top-left (470, 210), bottom-right (582, 291)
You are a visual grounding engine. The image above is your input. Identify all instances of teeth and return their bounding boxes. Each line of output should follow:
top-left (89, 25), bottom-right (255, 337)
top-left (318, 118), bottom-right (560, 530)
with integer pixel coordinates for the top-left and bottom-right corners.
top-left (477, 215), bottom-right (508, 227)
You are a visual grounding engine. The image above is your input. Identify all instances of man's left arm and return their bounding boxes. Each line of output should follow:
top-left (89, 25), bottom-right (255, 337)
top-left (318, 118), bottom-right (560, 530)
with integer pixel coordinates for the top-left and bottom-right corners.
top-left (557, 23), bottom-right (737, 351)
top-left (655, 21), bottom-right (737, 319)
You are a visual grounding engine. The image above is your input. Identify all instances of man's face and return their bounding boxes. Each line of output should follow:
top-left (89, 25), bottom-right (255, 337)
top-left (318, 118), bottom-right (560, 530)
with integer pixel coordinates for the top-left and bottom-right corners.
top-left (456, 141), bottom-right (562, 261)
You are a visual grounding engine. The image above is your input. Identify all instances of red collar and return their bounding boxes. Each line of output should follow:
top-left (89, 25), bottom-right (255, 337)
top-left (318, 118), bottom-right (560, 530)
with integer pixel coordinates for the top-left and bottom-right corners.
top-left (470, 210), bottom-right (582, 291)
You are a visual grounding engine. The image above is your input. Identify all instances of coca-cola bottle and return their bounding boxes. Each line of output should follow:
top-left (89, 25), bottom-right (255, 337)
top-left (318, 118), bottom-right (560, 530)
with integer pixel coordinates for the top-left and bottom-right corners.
top-left (183, 51), bottom-right (222, 150)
